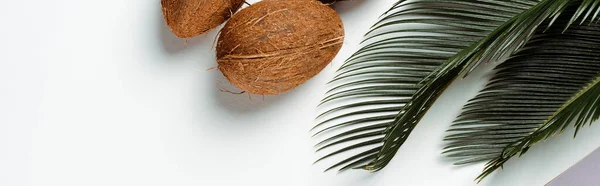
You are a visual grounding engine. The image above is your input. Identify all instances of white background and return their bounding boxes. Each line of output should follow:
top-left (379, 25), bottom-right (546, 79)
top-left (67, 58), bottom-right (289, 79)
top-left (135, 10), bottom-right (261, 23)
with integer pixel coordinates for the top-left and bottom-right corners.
top-left (1, 0), bottom-right (600, 186)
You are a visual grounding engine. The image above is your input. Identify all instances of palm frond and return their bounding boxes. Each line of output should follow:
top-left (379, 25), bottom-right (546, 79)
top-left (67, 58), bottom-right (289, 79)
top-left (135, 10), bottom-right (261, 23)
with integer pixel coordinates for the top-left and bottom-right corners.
top-left (449, 0), bottom-right (600, 77)
top-left (312, 0), bottom-right (539, 172)
top-left (444, 17), bottom-right (600, 181)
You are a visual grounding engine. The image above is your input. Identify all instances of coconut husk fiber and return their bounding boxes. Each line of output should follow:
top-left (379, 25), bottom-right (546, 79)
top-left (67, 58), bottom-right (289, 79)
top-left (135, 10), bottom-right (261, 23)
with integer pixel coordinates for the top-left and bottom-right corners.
top-left (216, 0), bottom-right (344, 95)
top-left (161, 0), bottom-right (245, 38)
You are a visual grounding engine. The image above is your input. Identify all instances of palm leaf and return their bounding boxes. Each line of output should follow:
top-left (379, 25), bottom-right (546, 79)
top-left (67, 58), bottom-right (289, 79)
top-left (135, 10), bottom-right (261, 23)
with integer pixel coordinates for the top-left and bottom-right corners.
top-left (444, 15), bottom-right (600, 181)
top-left (447, 0), bottom-right (600, 77)
top-left (312, 0), bottom-right (539, 172)
top-left (314, 0), bottom-right (600, 173)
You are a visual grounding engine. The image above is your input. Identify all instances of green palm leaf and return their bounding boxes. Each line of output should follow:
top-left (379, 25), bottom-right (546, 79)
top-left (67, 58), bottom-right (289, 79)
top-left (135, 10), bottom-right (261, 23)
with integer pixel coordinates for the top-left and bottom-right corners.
top-left (444, 19), bottom-right (600, 181)
top-left (313, 0), bottom-right (539, 172)
top-left (444, 5), bottom-right (600, 180)
top-left (447, 0), bottom-right (600, 77)
top-left (314, 0), bottom-right (600, 174)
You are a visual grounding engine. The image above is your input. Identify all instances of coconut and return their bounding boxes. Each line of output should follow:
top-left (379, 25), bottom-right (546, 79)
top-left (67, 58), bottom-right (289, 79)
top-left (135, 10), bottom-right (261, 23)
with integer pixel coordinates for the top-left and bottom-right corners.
top-left (161, 0), bottom-right (245, 38)
top-left (216, 0), bottom-right (344, 95)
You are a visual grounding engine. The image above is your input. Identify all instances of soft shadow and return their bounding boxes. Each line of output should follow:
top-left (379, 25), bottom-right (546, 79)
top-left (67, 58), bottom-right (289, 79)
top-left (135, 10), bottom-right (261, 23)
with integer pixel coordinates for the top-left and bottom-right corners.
top-left (157, 8), bottom-right (217, 55)
top-left (331, 0), bottom-right (368, 13)
top-left (155, 4), bottom-right (293, 114)
top-left (438, 155), bottom-right (478, 171)
top-left (323, 170), bottom-right (381, 186)
top-left (209, 70), bottom-right (301, 114)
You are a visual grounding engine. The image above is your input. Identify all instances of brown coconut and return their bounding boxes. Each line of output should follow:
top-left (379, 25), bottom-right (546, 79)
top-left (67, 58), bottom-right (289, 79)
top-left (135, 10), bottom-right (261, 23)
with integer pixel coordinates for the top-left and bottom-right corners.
top-left (161, 0), bottom-right (245, 38)
top-left (216, 0), bottom-right (344, 95)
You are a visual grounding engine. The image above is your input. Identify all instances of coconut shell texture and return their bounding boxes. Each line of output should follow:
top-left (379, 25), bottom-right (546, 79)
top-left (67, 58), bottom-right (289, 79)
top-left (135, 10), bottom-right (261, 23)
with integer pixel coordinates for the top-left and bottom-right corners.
top-left (216, 0), bottom-right (344, 95)
top-left (161, 0), bottom-right (244, 38)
